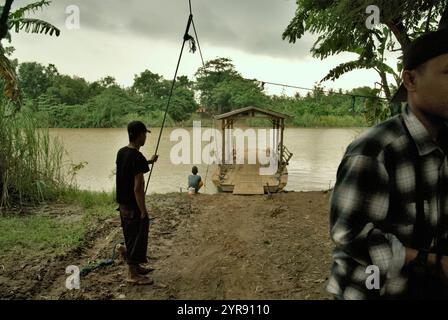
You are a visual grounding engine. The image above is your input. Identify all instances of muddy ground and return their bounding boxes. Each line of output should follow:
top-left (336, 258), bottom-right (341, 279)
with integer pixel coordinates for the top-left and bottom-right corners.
top-left (0, 191), bottom-right (334, 300)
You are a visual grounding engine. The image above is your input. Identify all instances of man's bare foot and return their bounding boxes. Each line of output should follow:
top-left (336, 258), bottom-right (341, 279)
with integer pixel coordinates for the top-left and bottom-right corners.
top-left (126, 275), bottom-right (153, 285)
top-left (137, 265), bottom-right (155, 275)
top-left (127, 265), bottom-right (153, 284)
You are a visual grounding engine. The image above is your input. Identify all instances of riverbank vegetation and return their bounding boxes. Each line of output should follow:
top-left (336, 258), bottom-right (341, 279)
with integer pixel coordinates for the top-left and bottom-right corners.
top-left (0, 103), bottom-right (117, 210)
top-left (19, 58), bottom-right (391, 129)
top-left (0, 104), bottom-right (65, 208)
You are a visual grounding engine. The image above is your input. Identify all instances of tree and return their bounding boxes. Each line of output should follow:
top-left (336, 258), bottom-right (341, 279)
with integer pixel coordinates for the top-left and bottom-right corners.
top-left (88, 76), bottom-right (119, 97)
top-left (18, 62), bottom-right (52, 100)
top-left (83, 86), bottom-right (139, 127)
top-left (132, 70), bottom-right (198, 121)
top-left (176, 75), bottom-right (194, 90)
top-left (282, 0), bottom-right (448, 101)
top-left (0, 0), bottom-right (60, 112)
top-left (46, 75), bottom-right (90, 105)
top-left (194, 57), bottom-right (268, 114)
top-left (168, 87), bottom-right (198, 122)
top-left (210, 78), bottom-right (268, 113)
top-left (132, 70), bottom-right (169, 98)
top-left (319, 28), bottom-right (401, 100)
top-left (98, 76), bottom-right (118, 89)
top-left (195, 57), bottom-right (240, 111)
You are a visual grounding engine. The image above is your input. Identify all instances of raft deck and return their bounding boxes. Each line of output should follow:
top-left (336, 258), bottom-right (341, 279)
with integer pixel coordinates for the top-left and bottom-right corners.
top-left (215, 164), bottom-right (286, 195)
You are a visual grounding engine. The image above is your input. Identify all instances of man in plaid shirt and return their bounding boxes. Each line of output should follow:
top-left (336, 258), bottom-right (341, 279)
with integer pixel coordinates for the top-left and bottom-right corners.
top-left (327, 29), bottom-right (448, 299)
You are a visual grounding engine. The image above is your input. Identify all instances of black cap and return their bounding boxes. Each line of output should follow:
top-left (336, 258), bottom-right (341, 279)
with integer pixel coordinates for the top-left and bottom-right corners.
top-left (391, 28), bottom-right (448, 103)
top-left (127, 121), bottom-right (151, 140)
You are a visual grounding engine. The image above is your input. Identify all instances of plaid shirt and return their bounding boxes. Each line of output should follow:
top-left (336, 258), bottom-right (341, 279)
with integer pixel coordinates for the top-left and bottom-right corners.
top-left (327, 105), bottom-right (448, 299)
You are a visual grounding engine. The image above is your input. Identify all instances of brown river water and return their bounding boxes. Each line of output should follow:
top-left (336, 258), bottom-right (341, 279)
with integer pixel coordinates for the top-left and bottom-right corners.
top-left (49, 127), bottom-right (364, 194)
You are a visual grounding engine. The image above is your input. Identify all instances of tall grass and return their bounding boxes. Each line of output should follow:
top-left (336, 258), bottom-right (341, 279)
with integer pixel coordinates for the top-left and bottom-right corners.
top-left (0, 105), bottom-right (67, 209)
top-left (290, 113), bottom-right (367, 128)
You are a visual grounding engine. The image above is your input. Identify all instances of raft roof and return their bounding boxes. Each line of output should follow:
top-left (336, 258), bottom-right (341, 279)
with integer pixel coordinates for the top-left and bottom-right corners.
top-left (214, 106), bottom-right (290, 120)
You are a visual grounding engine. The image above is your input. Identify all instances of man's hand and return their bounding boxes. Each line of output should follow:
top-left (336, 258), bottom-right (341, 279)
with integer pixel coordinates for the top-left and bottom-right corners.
top-left (140, 210), bottom-right (149, 219)
top-left (134, 173), bottom-right (148, 220)
top-left (148, 154), bottom-right (159, 164)
top-left (406, 249), bottom-right (448, 284)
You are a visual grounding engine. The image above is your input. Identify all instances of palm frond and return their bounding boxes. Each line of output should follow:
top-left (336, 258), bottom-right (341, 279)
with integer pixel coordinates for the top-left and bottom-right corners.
top-left (321, 60), bottom-right (371, 82)
top-left (374, 61), bottom-right (398, 77)
top-left (8, 18), bottom-right (60, 36)
top-left (9, 0), bottom-right (51, 19)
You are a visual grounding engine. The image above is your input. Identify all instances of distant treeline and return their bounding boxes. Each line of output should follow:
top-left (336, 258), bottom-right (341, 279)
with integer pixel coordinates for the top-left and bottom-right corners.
top-left (15, 57), bottom-right (391, 128)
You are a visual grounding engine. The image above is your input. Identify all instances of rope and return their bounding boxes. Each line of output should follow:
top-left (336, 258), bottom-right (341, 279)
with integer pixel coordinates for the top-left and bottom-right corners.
top-left (203, 118), bottom-right (217, 188)
top-left (144, 1), bottom-right (196, 195)
top-left (255, 80), bottom-right (389, 101)
top-left (192, 19), bottom-right (205, 67)
top-left (190, 12), bottom-right (222, 190)
top-left (190, 10), bottom-right (214, 189)
top-left (80, 241), bottom-right (123, 277)
top-left (80, 218), bottom-right (157, 276)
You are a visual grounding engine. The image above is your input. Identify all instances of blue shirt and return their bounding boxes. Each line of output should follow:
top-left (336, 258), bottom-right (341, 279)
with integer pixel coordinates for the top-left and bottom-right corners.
top-left (188, 174), bottom-right (202, 192)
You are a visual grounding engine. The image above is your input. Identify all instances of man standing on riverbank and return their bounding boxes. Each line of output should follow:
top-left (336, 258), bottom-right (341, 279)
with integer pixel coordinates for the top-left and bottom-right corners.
top-left (116, 120), bottom-right (158, 285)
top-left (327, 29), bottom-right (448, 299)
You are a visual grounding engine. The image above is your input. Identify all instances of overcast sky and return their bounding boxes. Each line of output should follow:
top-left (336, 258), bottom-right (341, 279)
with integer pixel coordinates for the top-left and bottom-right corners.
top-left (10, 0), bottom-right (398, 96)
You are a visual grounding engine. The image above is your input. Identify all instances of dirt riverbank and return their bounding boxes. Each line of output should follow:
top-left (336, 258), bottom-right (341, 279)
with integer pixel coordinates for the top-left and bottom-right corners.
top-left (0, 191), bottom-right (334, 300)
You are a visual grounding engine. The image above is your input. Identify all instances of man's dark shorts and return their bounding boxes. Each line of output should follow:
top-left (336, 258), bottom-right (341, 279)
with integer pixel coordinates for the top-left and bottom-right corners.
top-left (118, 204), bottom-right (149, 265)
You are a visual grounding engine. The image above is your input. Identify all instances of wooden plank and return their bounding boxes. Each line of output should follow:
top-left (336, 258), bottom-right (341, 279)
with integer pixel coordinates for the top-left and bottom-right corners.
top-left (218, 164), bottom-right (281, 195)
top-left (232, 164), bottom-right (264, 195)
top-left (262, 177), bottom-right (279, 187)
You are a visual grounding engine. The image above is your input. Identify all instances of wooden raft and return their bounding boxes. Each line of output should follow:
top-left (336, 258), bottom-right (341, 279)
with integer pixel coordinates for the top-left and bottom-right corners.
top-left (230, 164), bottom-right (264, 195)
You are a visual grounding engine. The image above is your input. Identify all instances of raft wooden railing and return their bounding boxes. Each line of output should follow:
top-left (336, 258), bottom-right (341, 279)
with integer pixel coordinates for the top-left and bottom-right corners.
top-left (278, 145), bottom-right (293, 170)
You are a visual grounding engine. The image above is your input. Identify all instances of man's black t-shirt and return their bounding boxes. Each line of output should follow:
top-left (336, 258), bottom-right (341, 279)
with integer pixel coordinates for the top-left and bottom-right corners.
top-left (116, 146), bottom-right (150, 207)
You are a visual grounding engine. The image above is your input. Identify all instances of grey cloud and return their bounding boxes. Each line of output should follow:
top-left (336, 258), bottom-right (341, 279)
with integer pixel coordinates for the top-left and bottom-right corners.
top-left (14, 0), bottom-right (313, 60)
